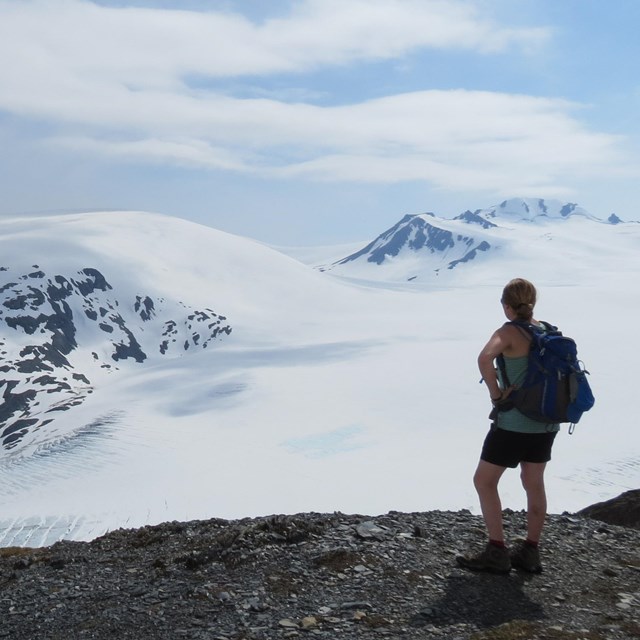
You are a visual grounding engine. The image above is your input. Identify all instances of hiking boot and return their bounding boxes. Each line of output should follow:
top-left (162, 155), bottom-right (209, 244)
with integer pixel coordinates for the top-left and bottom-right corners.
top-left (456, 543), bottom-right (511, 574)
top-left (510, 540), bottom-right (542, 573)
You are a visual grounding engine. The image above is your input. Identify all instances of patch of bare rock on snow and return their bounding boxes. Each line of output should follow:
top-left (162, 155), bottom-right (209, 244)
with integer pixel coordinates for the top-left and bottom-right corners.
top-left (0, 501), bottom-right (639, 639)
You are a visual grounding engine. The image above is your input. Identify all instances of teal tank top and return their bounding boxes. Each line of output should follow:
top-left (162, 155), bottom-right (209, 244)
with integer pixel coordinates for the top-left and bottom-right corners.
top-left (498, 355), bottom-right (560, 433)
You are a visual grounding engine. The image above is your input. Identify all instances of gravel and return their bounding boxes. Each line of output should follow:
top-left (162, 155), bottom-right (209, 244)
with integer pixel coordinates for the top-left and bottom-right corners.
top-left (0, 508), bottom-right (639, 639)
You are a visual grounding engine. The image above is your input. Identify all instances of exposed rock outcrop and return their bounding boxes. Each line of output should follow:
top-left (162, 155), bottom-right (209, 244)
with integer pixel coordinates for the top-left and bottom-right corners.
top-left (0, 265), bottom-right (232, 451)
top-left (578, 489), bottom-right (640, 530)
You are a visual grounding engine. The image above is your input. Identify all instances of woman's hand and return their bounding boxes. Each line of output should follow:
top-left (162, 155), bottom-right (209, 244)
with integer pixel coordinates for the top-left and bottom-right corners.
top-left (491, 386), bottom-right (514, 405)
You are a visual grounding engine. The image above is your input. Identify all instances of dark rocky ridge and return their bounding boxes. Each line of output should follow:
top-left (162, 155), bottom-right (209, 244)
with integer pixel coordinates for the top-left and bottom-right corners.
top-left (1, 501), bottom-right (639, 640)
top-left (0, 265), bottom-right (232, 451)
top-left (578, 489), bottom-right (640, 530)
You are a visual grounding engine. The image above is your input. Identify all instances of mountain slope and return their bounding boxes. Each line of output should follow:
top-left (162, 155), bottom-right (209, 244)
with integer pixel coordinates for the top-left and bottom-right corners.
top-left (0, 211), bottom-right (359, 459)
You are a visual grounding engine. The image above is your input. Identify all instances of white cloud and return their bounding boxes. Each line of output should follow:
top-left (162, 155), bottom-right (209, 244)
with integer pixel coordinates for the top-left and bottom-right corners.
top-left (0, 0), bottom-right (549, 90)
top-left (0, 0), bottom-right (633, 199)
top-left (0, 0), bottom-right (550, 120)
top-left (260, 0), bottom-right (549, 62)
top-left (53, 135), bottom-right (252, 171)
top-left (47, 90), bottom-right (633, 198)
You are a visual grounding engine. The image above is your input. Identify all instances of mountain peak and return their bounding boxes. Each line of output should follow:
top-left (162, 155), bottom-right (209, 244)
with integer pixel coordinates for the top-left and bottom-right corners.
top-left (479, 198), bottom-right (592, 222)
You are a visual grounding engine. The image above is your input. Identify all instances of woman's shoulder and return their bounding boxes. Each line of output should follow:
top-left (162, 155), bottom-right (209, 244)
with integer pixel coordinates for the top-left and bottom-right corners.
top-left (497, 321), bottom-right (524, 336)
top-left (500, 318), bottom-right (543, 333)
top-left (497, 322), bottom-right (531, 355)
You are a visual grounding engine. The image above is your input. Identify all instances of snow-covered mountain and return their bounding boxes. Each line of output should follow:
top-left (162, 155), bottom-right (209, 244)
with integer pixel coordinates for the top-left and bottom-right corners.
top-left (328, 210), bottom-right (495, 274)
top-left (323, 198), bottom-right (621, 282)
top-left (1, 203), bottom-right (639, 548)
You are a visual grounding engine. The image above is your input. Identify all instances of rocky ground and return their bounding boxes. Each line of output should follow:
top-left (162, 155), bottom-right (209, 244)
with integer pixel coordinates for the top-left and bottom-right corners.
top-left (0, 502), bottom-right (639, 640)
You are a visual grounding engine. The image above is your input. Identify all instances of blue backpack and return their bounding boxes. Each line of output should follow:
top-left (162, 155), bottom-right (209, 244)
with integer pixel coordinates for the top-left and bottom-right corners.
top-left (496, 320), bottom-right (595, 431)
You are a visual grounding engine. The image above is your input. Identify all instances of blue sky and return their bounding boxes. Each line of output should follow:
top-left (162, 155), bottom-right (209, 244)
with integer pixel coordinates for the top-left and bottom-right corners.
top-left (1, 0), bottom-right (639, 244)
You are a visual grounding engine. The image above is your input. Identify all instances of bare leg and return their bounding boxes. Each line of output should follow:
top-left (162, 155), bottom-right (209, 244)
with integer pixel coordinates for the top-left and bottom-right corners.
top-left (520, 461), bottom-right (548, 543)
top-left (473, 460), bottom-right (508, 542)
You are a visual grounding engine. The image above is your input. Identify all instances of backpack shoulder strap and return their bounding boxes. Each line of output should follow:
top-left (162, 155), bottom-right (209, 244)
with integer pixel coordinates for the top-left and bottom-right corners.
top-left (497, 320), bottom-right (555, 385)
top-left (537, 320), bottom-right (559, 333)
top-left (496, 352), bottom-right (510, 386)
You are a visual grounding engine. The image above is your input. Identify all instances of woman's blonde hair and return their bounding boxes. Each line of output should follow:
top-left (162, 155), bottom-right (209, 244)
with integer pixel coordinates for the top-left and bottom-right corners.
top-left (501, 278), bottom-right (536, 321)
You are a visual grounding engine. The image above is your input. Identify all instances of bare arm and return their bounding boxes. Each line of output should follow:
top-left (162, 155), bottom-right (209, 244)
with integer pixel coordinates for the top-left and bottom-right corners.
top-left (478, 327), bottom-right (512, 401)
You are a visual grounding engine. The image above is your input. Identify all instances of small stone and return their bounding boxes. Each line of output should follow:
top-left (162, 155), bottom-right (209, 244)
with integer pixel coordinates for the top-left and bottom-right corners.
top-left (48, 557), bottom-right (66, 569)
top-left (279, 619), bottom-right (299, 629)
top-left (340, 601), bottom-right (373, 610)
top-left (356, 521), bottom-right (387, 540)
top-left (301, 616), bottom-right (318, 629)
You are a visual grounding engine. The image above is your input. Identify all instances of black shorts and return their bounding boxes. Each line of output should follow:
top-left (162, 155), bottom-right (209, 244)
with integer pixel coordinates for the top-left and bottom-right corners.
top-left (480, 427), bottom-right (557, 468)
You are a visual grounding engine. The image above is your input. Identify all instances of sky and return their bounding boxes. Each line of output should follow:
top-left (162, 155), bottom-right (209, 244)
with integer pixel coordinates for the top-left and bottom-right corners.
top-left (1, 0), bottom-right (639, 245)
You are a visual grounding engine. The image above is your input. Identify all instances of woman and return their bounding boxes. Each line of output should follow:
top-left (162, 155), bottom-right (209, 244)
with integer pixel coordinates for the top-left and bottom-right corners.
top-left (457, 278), bottom-right (559, 574)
